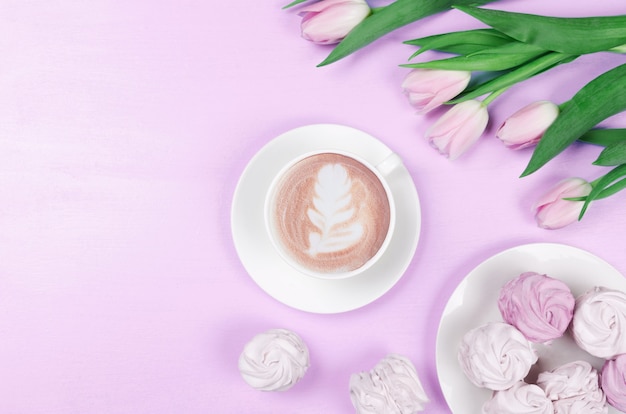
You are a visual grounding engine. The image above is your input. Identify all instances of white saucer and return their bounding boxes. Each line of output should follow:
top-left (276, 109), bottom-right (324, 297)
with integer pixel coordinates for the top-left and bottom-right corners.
top-left (230, 124), bottom-right (421, 314)
top-left (436, 243), bottom-right (626, 414)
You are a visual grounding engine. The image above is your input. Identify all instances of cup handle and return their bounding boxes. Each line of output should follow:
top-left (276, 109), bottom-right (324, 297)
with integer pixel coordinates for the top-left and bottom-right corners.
top-left (375, 153), bottom-right (403, 177)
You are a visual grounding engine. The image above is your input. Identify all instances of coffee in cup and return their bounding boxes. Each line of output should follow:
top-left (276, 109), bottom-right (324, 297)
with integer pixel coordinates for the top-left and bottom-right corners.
top-left (266, 151), bottom-right (396, 278)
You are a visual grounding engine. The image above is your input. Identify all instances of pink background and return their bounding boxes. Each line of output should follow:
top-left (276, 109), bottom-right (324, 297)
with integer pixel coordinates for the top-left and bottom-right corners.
top-left (1, 0), bottom-right (625, 413)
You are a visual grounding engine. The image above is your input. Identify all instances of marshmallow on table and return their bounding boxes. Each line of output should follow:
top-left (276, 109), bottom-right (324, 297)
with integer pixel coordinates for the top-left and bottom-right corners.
top-left (537, 360), bottom-right (608, 414)
top-left (536, 360), bottom-right (602, 401)
top-left (238, 328), bottom-right (309, 391)
top-left (497, 272), bottom-right (575, 343)
top-left (601, 354), bottom-right (626, 412)
top-left (458, 322), bottom-right (537, 391)
top-left (481, 381), bottom-right (553, 414)
top-left (572, 287), bottom-right (626, 359)
top-left (349, 354), bottom-right (429, 414)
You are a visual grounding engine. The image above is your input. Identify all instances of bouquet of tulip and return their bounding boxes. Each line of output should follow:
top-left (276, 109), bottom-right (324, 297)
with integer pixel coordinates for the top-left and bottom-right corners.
top-left (400, 6), bottom-right (626, 229)
top-left (284, 0), bottom-right (500, 65)
top-left (283, 0), bottom-right (626, 230)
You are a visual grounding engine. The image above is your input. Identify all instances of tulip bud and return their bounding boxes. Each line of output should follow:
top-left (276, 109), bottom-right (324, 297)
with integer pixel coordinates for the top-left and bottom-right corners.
top-left (300, 0), bottom-right (371, 45)
top-left (533, 178), bottom-right (592, 230)
top-left (402, 69), bottom-right (471, 114)
top-left (497, 101), bottom-right (559, 150)
top-left (425, 100), bottom-right (489, 160)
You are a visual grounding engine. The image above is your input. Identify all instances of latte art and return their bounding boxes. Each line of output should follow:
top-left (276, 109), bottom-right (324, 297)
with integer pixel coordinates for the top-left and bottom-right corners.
top-left (269, 153), bottom-right (391, 275)
top-left (306, 163), bottom-right (364, 256)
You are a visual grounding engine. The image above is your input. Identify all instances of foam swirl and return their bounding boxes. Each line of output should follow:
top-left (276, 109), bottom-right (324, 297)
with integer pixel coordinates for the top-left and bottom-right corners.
top-left (306, 163), bottom-right (364, 256)
top-left (498, 272), bottom-right (575, 343)
top-left (238, 329), bottom-right (309, 391)
top-left (572, 287), bottom-right (626, 358)
top-left (458, 322), bottom-right (537, 391)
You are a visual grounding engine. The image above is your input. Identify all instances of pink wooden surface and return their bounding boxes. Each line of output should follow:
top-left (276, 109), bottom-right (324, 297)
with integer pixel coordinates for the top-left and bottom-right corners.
top-left (1, 1), bottom-right (625, 412)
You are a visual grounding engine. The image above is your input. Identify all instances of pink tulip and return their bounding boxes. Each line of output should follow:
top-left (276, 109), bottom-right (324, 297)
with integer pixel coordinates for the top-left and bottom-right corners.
top-left (402, 69), bottom-right (471, 114)
top-left (533, 178), bottom-right (592, 230)
top-left (425, 100), bottom-right (489, 160)
top-left (300, 0), bottom-right (371, 45)
top-left (496, 101), bottom-right (559, 150)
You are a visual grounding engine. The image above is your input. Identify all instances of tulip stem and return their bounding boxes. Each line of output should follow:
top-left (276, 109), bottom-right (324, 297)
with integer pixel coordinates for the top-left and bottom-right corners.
top-left (590, 177), bottom-right (603, 187)
top-left (481, 87), bottom-right (508, 106)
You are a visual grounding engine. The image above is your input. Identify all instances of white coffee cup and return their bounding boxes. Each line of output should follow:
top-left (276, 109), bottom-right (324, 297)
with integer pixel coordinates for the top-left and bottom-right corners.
top-left (265, 150), bottom-right (400, 279)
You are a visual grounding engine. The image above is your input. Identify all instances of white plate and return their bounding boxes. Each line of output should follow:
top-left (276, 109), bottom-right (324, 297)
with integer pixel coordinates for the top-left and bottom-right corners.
top-left (436, 243), bottom-right (626, 413)
top-left (230, 124), bottom-right (421, 313)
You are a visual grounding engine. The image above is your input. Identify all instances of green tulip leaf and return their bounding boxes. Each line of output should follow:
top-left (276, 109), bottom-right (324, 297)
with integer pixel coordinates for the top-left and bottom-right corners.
top-left (580, 164), bottom-right (626, 218)
top-left (455, 6), bottom-right (626, 55)
top-left (401, 41), bottom-right (546, 71)
top-left (318, 0), bottom-right (500, 66)
top-left (467, 41), bottom-right (545, 56)
top-left (522, 63), bottom-right (626, 177)
top-left (579, 128), bottom-right (626, 146)
top-left (593, 141), bottom-right (626, 166)
top-left (283, 0), bottom-right (309, 9)
top-left (596, 177), bottom-right (626, 199)
top-left (405, 28), bottom-right (512, 59)
top-left (408, 43), bottom-right (501, 60)
top-left (448, 52), bottom-right (576, 103)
